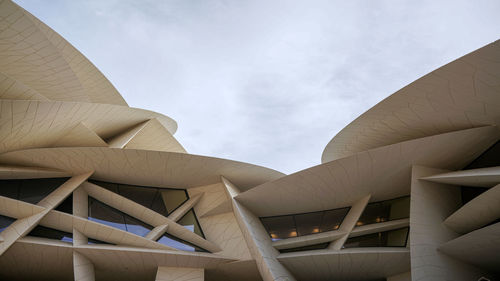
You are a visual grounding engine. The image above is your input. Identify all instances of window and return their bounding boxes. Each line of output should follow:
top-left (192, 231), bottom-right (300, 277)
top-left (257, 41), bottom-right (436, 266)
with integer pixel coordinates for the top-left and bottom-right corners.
top-left (178, 209), bottom-right (205, 238)
top-left (0, 215), bottom-right (15, 233)
top-left (260, 207), bottom-right (350, 241)
top-left (279, 243), bottom-right (329, 253)
top-left (356, 196), bottom-right (410, 227)
top-left (88, 197), bottom-right (153, 237)
top-left (89, 180), bottom-right (188, 217)
top-left (156, 233), bottom-right (207, 252)
top-left (28, 225), bottom-right (73, 243)
top-left (0, 178), bottom-right (69, 204)
top-left (55, 194), bottom-right (72, 214)
top-left (343, 227), bottom-right (409, 248)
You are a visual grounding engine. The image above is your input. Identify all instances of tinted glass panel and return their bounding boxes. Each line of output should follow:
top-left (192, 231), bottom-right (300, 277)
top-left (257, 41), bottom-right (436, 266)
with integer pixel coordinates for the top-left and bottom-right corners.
top-left (88, 197), bottom-right (153, 236)
top-left (464, 140), bottom-right (500, 169)
top-left (55, 194), bottom-right (73, 214)
top-left (343, 227), bottom-right (409, 248)
top-left (260, 207), bottom-right (350, 240)
top-left (0, 178), bottom-right (69, 204)
top-left (160, 189), bottom-right (188, 214)
top-left (89, 180), bottom-right (188, 217)
top-left (28, 225), bottom-right (73, 243)
top-left (279, 242), bottom-right (329, 253)
top-left (88, 238), bottom-right (113, 245)
top-left (356, 196), bottom-right (410, 226)
top-left (0, 215), bottom-right (15, 232)
top-left (157, 233), bottom-right (207, 252)
top-left (178, 209), bottom-right (205, 238)
top-left (261, 215), bottom-right (297, 241)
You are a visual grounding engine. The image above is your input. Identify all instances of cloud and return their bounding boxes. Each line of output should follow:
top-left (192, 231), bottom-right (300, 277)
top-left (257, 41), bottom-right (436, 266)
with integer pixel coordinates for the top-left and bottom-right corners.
top-left (15, 0), bottom-right (500, 174)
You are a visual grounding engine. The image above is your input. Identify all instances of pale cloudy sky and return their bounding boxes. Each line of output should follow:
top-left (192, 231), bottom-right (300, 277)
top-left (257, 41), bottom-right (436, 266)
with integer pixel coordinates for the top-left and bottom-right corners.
top-left (15, 0), bottom-right (500, 174)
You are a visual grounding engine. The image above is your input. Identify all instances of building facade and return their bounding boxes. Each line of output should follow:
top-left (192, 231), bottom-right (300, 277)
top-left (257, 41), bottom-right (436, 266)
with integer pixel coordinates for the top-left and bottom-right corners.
top-left (0, 1), bottom-right (498, 280)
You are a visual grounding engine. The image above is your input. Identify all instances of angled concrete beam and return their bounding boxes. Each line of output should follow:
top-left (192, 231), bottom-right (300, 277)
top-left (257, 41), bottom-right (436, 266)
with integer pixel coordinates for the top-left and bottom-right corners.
top-left (328, 194), bottom-right (371, 250)
top-left (0, 195), bottom-right (45, 219)
top-left (146, 224), bottom-right (169, 241)
top-left (272, 229), bottom-right (347, 250)
top-left (0, 172), bottom-right (92, 256)
top-left (168, 193), bottom-right (203, 222)
top-left (222, 176), bottom-right (296, 281)
top-left (421, 166), bottom-right (500, 188)
top-left (349, 218), bottom-right (409, 238)
top-left (444, 183), bottom-right (500, 234)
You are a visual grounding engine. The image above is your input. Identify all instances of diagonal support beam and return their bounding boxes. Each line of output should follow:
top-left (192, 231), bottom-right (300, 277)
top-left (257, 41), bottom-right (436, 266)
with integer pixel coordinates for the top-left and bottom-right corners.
top-left (168, 193), bottom-right (203, 222)
top-left (328, 194), bottom-right (371, 250)
top-left (73, 251), bottom-right (95, 281)
top-left (0, 171), bottom-right (93, 256)
top-left (146, 224), bottom-right (169, 241)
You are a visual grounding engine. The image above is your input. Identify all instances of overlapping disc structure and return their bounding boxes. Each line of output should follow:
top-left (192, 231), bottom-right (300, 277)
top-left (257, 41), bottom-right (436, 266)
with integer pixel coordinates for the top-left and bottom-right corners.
top-left (0, 1), bottom-right (498, 280)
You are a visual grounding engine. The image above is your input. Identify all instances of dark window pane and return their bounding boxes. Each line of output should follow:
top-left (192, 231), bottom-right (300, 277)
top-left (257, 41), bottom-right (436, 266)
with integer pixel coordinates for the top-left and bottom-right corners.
top-left (88, 238), bottom-right (113, 245)
top-left (295, 212), bottom-right (323, 236)
top-left (157, 233), bottom-right (207, 252)
top-left (160, 189), bottom-right (188, 214)
top-left (461, 186), bottom-right (488, 205)
top-left (28, 225), bottom-right (73, 243)
top-left (150, 192), bottom-right (169, 217)
top-left (118, 184), bottom-right (158, 211)
top-left (279, 242), bottom-right (329, 253)
top-left (88, 197), bottom-right (127, 232)
top-left (357, 196), bottom-right (410, 226)
top-left (0, 215), bottom-right (16, 232)
top-left (178, 209), bottom-right (205, 238)
top-left (19, 178), bottom-right (68, 204)
top-left (0, 180), bottom-right (20, 200)
top-left (88, 197), bottom-right (153, 236)
top-left (89, 180), bottom-right (119, 193)
top-left (124, 215), bottom-right (152, 237)
top-left (0, 178), bottom-right (69, 204)
top-left (55, 194), bottom-right (72, 214)
top-left (343, 227), bottom-right (409, 248)
top-left (261, 215), bottom-right (297, 241)
top-left (320, 208), bottom-right (350, 232)
top-left (465, 140), bottom-right (500, 169)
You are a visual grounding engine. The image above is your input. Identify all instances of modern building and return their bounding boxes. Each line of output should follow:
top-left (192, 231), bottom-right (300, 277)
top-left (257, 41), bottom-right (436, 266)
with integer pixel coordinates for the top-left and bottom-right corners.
top-left (0, 0), bottom-right (498, 280)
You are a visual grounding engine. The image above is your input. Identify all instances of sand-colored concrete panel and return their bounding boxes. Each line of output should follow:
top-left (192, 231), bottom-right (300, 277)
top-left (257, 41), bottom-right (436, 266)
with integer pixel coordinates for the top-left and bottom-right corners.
top-left (422, 166), bottom-right (500, 187)
top-left (155, 266), bottom-right (204, 281)
top-left (124, 118), bottom-right (187, 153)
top-left (0, 146), bottom-right (284, 190)
top-left (52, 122), bottom-right (108, 148)
top-left (236, 126), bottom-right (499, 216)
top-left (146, 224), bottom-right (169, 241)
top-left (0, 71), bottom-right (48, 101)
top-left (0, 99), bottom-right (177, 154)
top-left (444, 183), bottom-right (500, 234)
top-left (322, 40), bottom-right (500, 162)
top-left (277, 248), bottom-right (410, 281)
top-left (387, 271), bottom-right (411, 281)
top-left (410, 165), bottom-right (490, 281)
top-left (0, 165), bottom-right (69, 179)
top-left (107, 120), bottom-right (148, 148)
top-left (438, 222), bottom-right (500, 274)
top-left (222, 177), bottom-right (296, 281)
top-left (0, 0), bottom-right (127, 106)
top-left (0, 195), bottom-right (45, 219)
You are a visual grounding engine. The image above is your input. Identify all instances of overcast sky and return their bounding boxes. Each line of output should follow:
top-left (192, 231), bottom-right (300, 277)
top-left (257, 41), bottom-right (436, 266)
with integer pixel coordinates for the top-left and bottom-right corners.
top-left (15, 0), bottom-right (500, 174)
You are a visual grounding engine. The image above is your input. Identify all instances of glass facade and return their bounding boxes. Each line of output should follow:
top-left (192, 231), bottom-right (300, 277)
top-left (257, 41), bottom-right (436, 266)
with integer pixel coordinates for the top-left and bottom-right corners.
top-left (28, 225), bottom-right (73, 243)
top-left (88, 197), bottom-right (153, 237)
top-left (178, 209), bottom-right (205, 238)
top-left (55, 194), bottom-right (73, 214)
top-left (0, 178), bottom-right (69, 204)
top-left (260, 207), bottom-right (350, 241)
top-left (343, 227), bottom-right (409, 248)
top-left (278, 242), bottom-right (329, 253)
top-left (0, 215), bottom-right (15, 233)
top-left (356, 196), bottom-right (410, 227)
top-left (157, 233), bottom-right (208, 252)
top-left (89, 180), bottom-right (188, 217)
